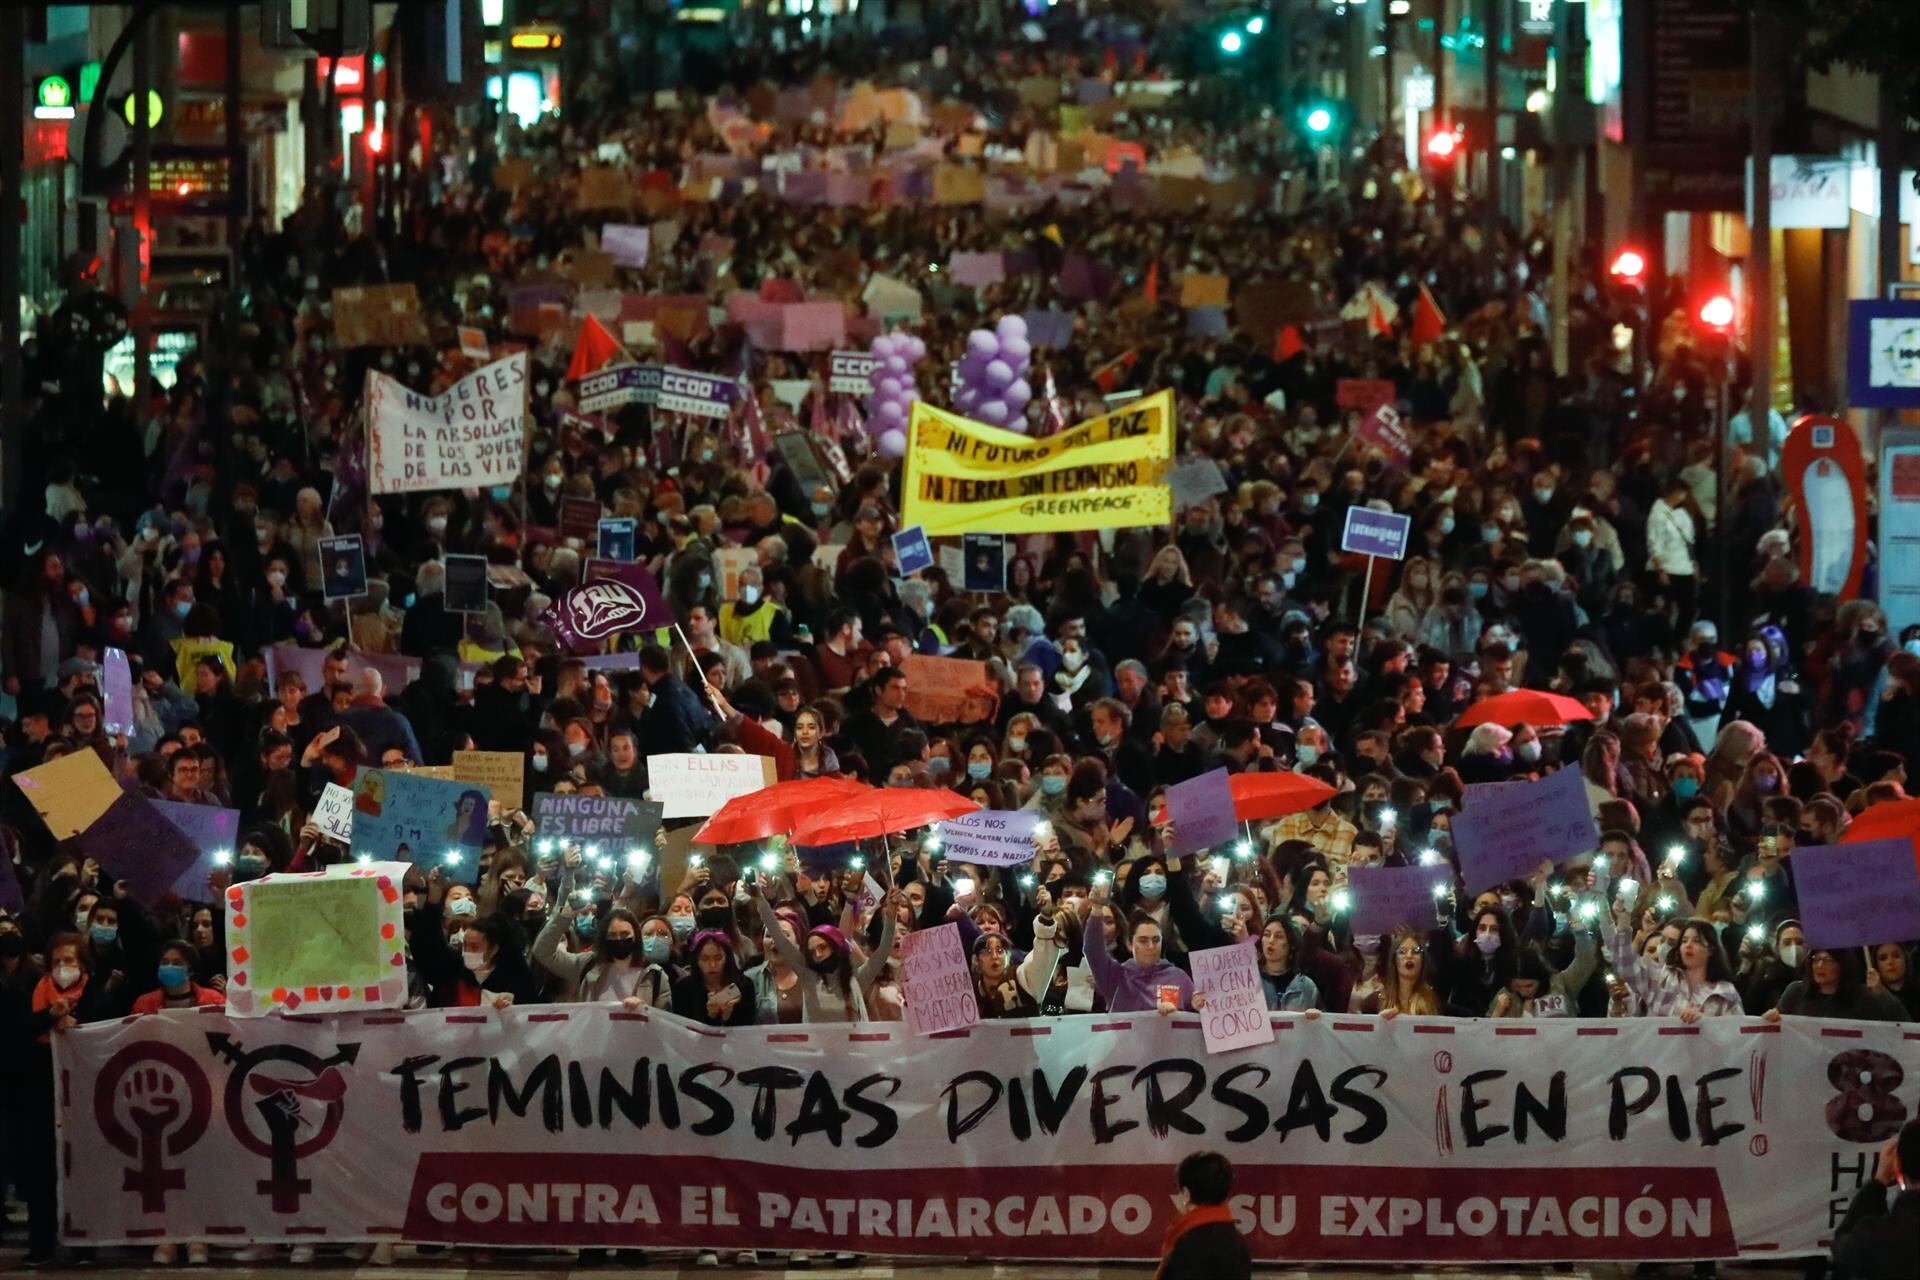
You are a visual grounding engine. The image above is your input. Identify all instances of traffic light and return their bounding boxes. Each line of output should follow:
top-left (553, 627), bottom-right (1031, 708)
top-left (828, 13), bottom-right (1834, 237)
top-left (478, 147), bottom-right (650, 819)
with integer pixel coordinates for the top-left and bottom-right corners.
top-left (1697, 295), bottom-right (1736, 331)
top-left (1218, 30), bottom-right (1245, 55)
top-left (1608, 249), bottom-right (1647, 285)
top-left (1304, 104), bottom-right (1335, 136)
top-left (1246, 16), bottom-right (1267, 35)
top-left (1425, 128), bottom-right (1462, 161)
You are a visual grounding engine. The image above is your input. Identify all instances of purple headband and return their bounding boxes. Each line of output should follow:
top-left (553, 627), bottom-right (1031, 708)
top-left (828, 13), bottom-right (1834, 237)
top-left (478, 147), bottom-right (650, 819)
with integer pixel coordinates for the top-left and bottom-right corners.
top-left (689, 930), bottom-right (734, 959)
top-left (809, 924), bottom-right (851, 957)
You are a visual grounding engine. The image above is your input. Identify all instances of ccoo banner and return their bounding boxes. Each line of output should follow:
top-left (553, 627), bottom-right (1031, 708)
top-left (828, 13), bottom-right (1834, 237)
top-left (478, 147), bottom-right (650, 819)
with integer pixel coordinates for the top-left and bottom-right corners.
top-left (900, 391), bottom-right (1173, 534)
top-left (368, 354), bottom-right (530, 494)
top-left (54, 1008), bottom-right (1917, 1262)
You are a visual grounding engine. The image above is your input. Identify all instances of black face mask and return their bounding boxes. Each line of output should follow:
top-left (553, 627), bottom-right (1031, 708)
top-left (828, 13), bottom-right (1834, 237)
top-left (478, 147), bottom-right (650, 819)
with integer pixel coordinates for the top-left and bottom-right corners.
top-left (604, 936), bottom-right (637, 961)
top-left (403, 909), bottom-right (420, 931)
top-left (697, 907), bottom-right (732, 931)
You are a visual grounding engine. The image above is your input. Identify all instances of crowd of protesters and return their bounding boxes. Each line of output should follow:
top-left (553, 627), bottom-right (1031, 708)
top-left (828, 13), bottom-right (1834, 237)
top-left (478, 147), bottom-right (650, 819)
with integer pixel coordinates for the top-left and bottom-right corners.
top-left (1, 2), bottom-right (1917, 1272)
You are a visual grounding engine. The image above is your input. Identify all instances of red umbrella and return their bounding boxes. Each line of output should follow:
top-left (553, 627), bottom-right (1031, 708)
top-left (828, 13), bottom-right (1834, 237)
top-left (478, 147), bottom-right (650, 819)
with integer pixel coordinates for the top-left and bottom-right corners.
top-left (1840, 798), bottom-right (1920, 847)
top-left (693, 777), bottom-right (870, 845)
top-left (1455, 689), bottom-right (1595, 730)
top-left (789, 789), bottom-right (981, 848)
top-left (1229, 772), bottom-right (1337, 821)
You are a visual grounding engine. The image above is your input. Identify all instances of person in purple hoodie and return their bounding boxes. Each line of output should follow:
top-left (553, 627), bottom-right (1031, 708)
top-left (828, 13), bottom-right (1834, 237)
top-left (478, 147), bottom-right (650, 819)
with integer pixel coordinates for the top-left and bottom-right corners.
top-left (1085, 879), bottom-right (1194, 1014)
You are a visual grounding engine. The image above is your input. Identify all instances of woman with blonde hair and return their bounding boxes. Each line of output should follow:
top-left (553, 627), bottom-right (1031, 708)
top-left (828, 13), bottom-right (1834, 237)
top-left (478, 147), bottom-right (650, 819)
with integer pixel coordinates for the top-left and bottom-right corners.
top-left (1384, 557), bottom-right (1438, 643)
top-left (1365, 926), bottom-right (1445, 1017)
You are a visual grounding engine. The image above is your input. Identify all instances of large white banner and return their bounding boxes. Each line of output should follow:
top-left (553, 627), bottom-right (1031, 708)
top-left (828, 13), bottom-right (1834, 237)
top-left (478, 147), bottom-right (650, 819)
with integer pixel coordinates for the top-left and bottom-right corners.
top-left (368, 353), bottom-right (529, 494)
top-left (55, 1008), bottom-right (1919, 1261)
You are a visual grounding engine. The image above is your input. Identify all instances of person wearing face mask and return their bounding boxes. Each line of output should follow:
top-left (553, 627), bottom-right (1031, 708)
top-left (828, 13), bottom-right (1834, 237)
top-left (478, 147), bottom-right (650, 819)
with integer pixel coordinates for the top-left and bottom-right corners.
top-left (131, 941), bottom-right (225, 1014)
top-left (1438, 906), bottom-right (1519, 1018)
top-left (750, 876), bottom-right (900, 1022)
top-left (533, 891), bottom-right (670, 1007)
top-left (718, 566), bottom-right (793, 648)
top-left (1083, 878), bottom-right (1193, 1014)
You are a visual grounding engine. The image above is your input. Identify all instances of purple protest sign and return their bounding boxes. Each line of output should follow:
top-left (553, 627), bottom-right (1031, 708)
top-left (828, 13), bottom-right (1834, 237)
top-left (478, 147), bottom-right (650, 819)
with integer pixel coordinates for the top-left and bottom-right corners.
top-left (79, 792), bottom-right (203, 907)
top-left (540, 565), bottom-right (676, 654)
top-left (1450, 766), bottom-right (1598, 894)
top-left (1792, 840), bottom-right (1920, 948)
top-left (1347, 864), bottom-right (1455, 938)
top-left (1167, 767), bottom-right (1238, 857)
top-left (655, 367), bottom-right (738, 419)
top-left (152, 799), bottom-right (242, 902)
top-left (101, 647), bottom-right (134, 738)
top-left (1357, 403), bottom-right (1412, 465)
top-left (1340, 507), bottom-right (1413, 561)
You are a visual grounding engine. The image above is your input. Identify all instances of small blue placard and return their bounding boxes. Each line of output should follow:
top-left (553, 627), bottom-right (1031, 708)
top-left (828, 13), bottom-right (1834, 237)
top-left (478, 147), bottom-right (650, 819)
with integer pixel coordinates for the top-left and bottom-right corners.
top-left (597, 517), bottom-right (637, 563)
top-left (1340, 507), bottom-right (1413, 561)
top-left (1847, 300), bottom-right (1920, 409)
top-left (893, 525), bottom-right (935, 576)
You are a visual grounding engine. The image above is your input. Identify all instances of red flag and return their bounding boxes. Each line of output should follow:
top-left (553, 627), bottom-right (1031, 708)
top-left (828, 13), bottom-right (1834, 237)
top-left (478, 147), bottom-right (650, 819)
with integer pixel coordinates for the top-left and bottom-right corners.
top-left (1411, 286), bottom-right (1447, 347)
top-left (1144, 260), bottom-right (1159, 304)
top-left (1092, 349), bottom-right (1138, 393)
top-left (1369, 298), bottom-right (1393, 338)
top-left (1273, 325), bottom-right (1306, 361)
top-left (565, 314), bottom-right (625, 382)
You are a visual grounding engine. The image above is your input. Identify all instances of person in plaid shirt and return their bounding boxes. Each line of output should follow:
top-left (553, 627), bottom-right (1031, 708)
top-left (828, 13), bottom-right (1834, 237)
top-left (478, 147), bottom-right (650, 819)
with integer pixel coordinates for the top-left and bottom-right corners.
top-left (1605, 905), bottom-right (1743, 1022)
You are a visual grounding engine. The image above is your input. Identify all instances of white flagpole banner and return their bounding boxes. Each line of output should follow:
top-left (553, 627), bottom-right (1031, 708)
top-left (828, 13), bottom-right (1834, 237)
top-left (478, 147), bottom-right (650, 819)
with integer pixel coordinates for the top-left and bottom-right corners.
top-left (368, 353), bottom-right (529, 494)
top-left (54, 1009), bottom-right (1920, 1262)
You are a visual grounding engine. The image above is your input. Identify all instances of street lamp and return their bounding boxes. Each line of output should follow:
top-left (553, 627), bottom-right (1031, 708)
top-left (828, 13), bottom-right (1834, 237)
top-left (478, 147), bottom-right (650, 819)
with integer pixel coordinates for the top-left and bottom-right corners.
top-left (1695, 293), bottom-right (1738, 630)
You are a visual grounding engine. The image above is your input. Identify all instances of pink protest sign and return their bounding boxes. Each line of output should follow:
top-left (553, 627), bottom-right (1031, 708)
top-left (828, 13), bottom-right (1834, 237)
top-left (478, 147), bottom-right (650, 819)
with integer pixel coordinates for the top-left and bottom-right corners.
top-left (1190, 941), bottom-right (1273, 1055)
top-left (901, 922), bottom-right (978, 1036)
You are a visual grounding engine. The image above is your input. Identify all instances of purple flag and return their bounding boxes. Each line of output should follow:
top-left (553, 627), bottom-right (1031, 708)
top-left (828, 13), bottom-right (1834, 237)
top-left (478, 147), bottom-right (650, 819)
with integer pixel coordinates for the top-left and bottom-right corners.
top-left (543, 562), bottom-right (676, 653)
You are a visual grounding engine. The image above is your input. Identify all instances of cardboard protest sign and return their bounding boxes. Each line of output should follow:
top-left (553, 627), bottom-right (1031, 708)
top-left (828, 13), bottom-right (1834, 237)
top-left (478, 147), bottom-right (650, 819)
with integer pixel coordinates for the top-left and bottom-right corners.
top-left (331, 284), bottom-right (430, 348)
top-left (1191, 941), bottom-right (1274, 1054)
top-left (559, 249), bottom-right (616, 292)
top-left (898, 654), bottom-right (995, 724)
top-left (601, 223), bottom-right (650, 268)
top-left (492, 158), bottom-right (534, 193)
top-left (14, 747), bottom-right (123, 840)
top-left (950, 253), bottom-right (1005, 289)
top-left (902, 922), bottom-right (978, 1035)
top-left (1236, 279), bottom-right (1318, 344)
top-left (1180, 274), bottom-right (1231, 309)
top-left (1347, 864), bottom-right (1455, 937)
top-left (1167, 768), bottom-right (1238, 857)
top-left (533, 793), bottom-right (665, 846)
top-left (1791, 841), bottom-right (1920, 948)
top-left (314, 782), bottom-right (356, 844)
top-left (1170, 457), bottom-right (1230, 511)
top-left (443, 553), bottom-right (491, 614)
top-left (647, 753), bottom-right (778, 819)
top-left (811, 543), bottom-right (845, 573)
top-left (367, 353), bottom-right (529, 495)
top-left (936, 809), bottom-right (1043, 867)
top-left (101, 647), bottom-right (134, 738)
top-left (577, 167), bottom-right (633, 211)
top-left (1450, 766), bottom-right (1599, 893)
top-left (862, 273), bottom-right (924, 322)
top-left (222, 863), bottom-right (409, 1017)
top-left (892, 526), bottom-right (935, 576)
top-left (319, 534), bottom-right (368, 602)
top-left (152, 800), bottom-right (241, 901)
top-left (349, 769), bottom-right (491, 871)
top-left (454, 751), bottom-right (526, 809)
top-left (963, 533), bottom-right (1006, 591)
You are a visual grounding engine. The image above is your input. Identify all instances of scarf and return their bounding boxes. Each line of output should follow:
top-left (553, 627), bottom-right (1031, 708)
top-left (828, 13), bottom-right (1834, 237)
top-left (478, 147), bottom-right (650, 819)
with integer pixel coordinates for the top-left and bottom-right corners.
top-left (32, 971), bottom-right (87, 1043)
top-left (1155, 1203), bottom-right (1238, 1278)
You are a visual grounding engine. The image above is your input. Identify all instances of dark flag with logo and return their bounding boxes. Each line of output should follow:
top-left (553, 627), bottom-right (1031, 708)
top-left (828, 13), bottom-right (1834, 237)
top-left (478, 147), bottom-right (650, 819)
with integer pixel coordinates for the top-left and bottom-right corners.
top-left (540, 562), bottom-right (676, 653)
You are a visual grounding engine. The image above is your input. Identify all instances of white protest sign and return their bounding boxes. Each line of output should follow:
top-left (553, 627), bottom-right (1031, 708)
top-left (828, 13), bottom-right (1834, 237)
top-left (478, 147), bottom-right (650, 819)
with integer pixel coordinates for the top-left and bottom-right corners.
top-left (935, 809), bottom-right (1043, 867)
top-left (1169, 457), bottom-right (1229, 511)
top-left (313, 783), bottom-right (356, 844)
top-left (1190, 940), bottom-right (1276, 1055)
top-left (367, 353), bottom-right (529, 494)
top-left (900, 921), bottom-right (977, 1035)
top-left (646, 752), bottom-right (778, 818)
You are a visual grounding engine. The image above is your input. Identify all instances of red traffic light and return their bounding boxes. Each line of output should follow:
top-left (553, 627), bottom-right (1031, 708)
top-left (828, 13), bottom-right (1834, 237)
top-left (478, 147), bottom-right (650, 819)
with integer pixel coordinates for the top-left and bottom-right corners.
top-left (1698, 295), bottom-right (1736, 330)
top-left (1425, 128), bottom-right (1461, 161)
top-left (1609, 250), bottom-right (1646, 281)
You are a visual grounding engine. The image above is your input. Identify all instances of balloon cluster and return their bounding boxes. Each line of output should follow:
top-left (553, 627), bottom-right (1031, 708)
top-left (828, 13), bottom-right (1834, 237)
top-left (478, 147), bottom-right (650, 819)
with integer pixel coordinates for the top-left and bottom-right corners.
top-left (867, 329), bottom-right (927, 460)
top-left (953, 315), bottom-right (1033, 433)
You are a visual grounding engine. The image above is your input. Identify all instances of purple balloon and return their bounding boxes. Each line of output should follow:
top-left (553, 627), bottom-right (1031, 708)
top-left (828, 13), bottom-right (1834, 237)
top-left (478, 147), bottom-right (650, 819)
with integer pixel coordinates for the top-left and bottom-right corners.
top-left (879, 399), bottom-right (906, 423)
top-left (985, 359), bottom-right (1014, 388)
top-left (977, 399), bottom-right (1009, 424)
top-left (995, 314), bottom-right (1028, 343)
top-left (878, 428), bottom-right (908, 459)
top-left (884, 354), bottom-right (908, 375)
top-left (905, 336), bottom-right (928, 362)
top-left (1004, 378), bottom-right (1032, 407)
top-left (1000, 336), bottom-right (1032, 366)
top-left (878, 376), bottom-right (903, 398)
top-left (967, 330), bottom-right (1000, 360)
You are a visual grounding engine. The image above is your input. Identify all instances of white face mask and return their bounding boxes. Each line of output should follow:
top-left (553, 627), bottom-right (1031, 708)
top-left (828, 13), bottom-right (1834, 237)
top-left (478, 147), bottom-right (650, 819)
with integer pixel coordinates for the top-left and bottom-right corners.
top-left (544, 474), bottom-right (562, 491)
top-left (267, 570), bottom-right (287, 587)
top-left (461, 949), bottom-right (488, 972)
top-left (1777, 942), bottom-right (1806, 969)
top-left (427, 516), bottom-right (448, 534)
top-left (1062, 651), bottom-right (1087, 672)
top-left (739, 585), bottom-right (761, 606)
top-left (54, 964), bottom-right (82, 988)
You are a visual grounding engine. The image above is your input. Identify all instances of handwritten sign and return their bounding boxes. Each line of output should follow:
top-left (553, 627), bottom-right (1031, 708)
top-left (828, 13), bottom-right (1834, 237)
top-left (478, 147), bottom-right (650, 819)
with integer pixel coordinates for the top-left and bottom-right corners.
top-left (1170, 457), bottom-right (1229, 511)
top-left (314, 782), bottom-right (356, 844)
top-left (533, 793), bottom-right (664, 845)
top-left (1167, 767), bottom-right (1237, 857)
top-left (332, 284), bottom-right (429, 348)
top-left (898, 653), bottom-right (994, 724)
top-left (367, 353), bottom-right (528, 495)
top-left (1450, 765), bottom-right (1598, 893)
top-left (1347, 864), bottom-right (1455, 937)
top-left (1190, 941), bottom-right (1273, 1054)
top-left (349, 769), bottom-right (491, 870)
top-left (936, 809), bottom-right (1043, 867)
top-left (152, 800), bottom-right (241, 902)
top-left (454, 751), bottom-right (526, 808)
top-left (223, 864), bottom-right (408, 1018)
top-left (646, 753), bottom-right (777, 819)
top-left (1792, 840), bottom-right (1920, 948)
top-left (901, 922), bottom-right (978, 1036)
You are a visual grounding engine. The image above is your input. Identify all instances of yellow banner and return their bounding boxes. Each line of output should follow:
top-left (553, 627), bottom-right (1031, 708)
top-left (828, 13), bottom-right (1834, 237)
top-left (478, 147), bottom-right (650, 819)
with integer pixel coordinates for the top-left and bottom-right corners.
top-left (900, 391), bottom-right (1173, 534)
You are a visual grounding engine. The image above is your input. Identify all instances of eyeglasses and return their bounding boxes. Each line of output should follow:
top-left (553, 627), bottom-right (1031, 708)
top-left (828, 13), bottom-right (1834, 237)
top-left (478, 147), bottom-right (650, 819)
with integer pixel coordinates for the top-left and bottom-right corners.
top-left (1395, 946), bottom-right (1426, 958)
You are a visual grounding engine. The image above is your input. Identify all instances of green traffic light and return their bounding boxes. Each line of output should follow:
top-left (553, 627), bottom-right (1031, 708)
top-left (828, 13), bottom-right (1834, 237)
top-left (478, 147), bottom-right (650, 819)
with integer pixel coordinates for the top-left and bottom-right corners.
top-left (1305, 106), bottom-right (1334, 134)
top-left (1219, 30), bottom-right (1244, 54)
top-left (1246, 16), bottom-right (1266, 35)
